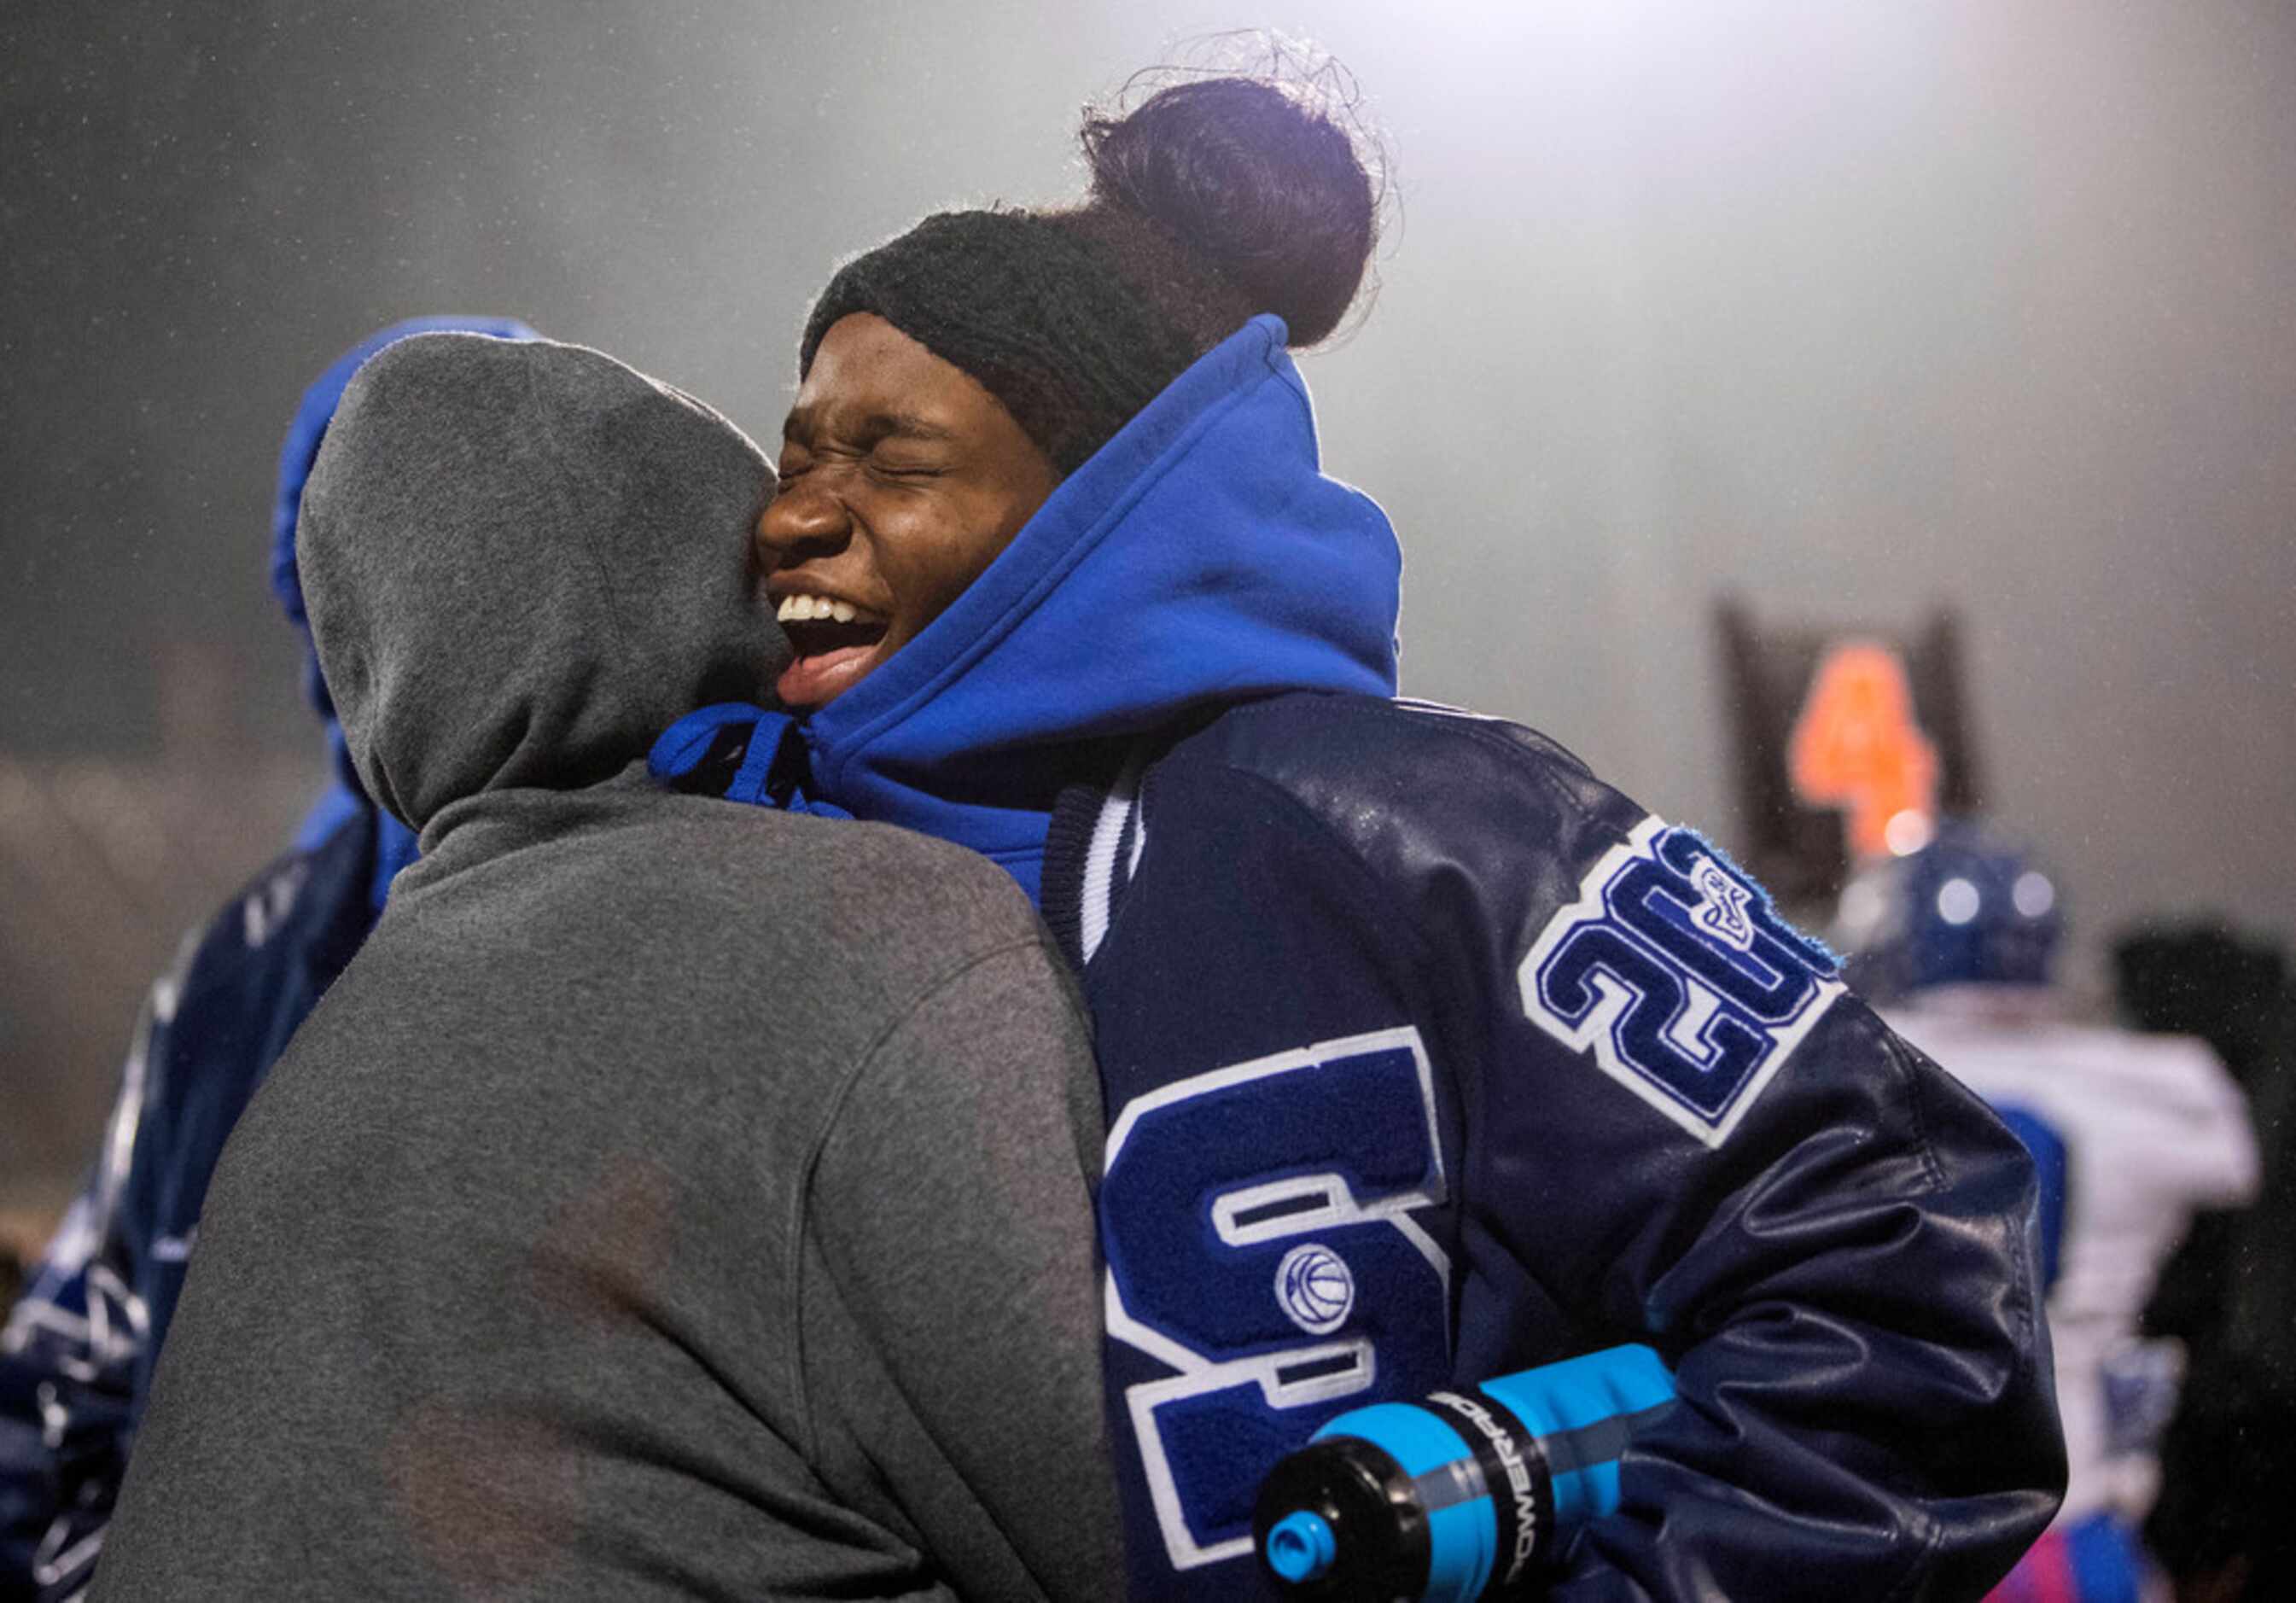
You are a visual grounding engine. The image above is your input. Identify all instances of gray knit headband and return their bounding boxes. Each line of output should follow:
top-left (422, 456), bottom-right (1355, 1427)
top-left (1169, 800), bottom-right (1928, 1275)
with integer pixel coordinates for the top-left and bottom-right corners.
top-left (798, 210), bottom-right (1211, 477)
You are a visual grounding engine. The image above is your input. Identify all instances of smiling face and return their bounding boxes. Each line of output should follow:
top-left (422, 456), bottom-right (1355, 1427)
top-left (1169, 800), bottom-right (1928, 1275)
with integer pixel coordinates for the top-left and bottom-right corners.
top-left (758, 313), bottom-right (1060, 708)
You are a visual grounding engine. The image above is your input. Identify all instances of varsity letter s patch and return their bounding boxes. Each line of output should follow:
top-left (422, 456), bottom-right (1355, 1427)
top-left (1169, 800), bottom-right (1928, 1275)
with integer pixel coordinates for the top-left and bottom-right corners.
top-left (1099, 1029), bottom-right (1452, 1571)
top-left (1519, 817), bottom-right (1844, 1146)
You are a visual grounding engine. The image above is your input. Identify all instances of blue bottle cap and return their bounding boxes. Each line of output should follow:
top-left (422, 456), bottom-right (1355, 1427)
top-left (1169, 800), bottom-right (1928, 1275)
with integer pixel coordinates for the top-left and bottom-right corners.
top-left (1266, 1509), bottom-right (1339, 1584)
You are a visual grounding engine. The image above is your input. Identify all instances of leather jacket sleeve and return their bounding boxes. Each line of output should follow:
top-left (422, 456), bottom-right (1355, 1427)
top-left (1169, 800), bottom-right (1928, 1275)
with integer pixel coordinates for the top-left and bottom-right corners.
top-left (1269, 700), bottom-right (2067, 1599)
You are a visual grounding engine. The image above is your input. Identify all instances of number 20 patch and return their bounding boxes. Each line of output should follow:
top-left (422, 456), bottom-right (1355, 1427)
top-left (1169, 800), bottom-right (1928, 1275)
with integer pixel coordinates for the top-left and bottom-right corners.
top-left (1519, 817), bottom-right (1844, 1146)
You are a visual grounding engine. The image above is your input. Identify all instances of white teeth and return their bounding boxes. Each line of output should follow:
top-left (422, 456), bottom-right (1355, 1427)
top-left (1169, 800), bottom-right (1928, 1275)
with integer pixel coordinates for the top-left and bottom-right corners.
top-left (777, 593), bottom-right (867, 627)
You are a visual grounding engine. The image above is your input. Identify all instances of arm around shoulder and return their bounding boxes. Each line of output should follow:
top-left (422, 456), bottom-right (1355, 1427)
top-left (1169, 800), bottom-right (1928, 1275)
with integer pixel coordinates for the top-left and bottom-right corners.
top-left (800, 937), bottom-right (1121, 1603)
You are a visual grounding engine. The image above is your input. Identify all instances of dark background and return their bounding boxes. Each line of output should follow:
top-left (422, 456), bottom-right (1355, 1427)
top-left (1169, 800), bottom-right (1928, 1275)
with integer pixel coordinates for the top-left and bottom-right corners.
top-left (5, 0), bottom-right (2293, 1211)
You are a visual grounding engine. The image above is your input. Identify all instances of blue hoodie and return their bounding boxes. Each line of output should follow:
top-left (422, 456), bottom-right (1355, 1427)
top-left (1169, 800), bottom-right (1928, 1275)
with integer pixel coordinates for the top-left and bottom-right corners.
top-left (656, 315), bottom-right (1401, 901)
top-left (2, 314), bottom-right (539, 1603)
top-left (272, 315), bottom-right (538, 901)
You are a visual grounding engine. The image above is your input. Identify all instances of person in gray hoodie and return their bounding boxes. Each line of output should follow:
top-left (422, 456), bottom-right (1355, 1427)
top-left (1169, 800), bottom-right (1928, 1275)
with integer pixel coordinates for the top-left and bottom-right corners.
top-left (89, 333), bottom-right (1121, 1601)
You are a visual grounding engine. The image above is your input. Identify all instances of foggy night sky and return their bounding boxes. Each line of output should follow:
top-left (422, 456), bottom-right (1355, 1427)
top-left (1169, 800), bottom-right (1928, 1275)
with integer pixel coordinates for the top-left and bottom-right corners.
top-left (3, 0), bottom-right (2293, 1190)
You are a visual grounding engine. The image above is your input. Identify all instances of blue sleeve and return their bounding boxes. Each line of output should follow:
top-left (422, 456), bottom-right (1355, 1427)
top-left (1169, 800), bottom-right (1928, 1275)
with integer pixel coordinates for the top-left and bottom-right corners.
top-left (1, 819), bottom-right (377, 1603)
top-left (1991, 1105), bottom-right (2069, 1293)
top-left (0, 954), bottom-right (184, 1603)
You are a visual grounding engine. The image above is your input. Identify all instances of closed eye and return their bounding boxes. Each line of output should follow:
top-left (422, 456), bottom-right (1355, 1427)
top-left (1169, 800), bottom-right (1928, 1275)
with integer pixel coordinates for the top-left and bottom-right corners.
top-left (870, 460), bottom-right (948, 482)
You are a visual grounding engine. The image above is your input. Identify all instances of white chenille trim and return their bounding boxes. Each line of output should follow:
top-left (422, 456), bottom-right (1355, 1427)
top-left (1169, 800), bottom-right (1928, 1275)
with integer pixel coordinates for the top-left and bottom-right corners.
top-left (1079, 749), bottom-right (1146, 965)
top-left (1126, 1339), bottom-right (1376, 1571)
top-left (1518, 814), bottom-right (1846, 1148)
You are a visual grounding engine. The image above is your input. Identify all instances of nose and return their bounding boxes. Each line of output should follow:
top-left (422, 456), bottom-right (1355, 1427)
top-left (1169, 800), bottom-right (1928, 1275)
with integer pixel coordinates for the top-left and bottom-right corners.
top-left (755, 474), bottom-right (849, 567)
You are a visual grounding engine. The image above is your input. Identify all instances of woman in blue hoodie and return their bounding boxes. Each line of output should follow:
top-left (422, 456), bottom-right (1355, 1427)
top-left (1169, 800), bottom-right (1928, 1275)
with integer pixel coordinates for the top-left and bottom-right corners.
top-left (660, 68), bottom-right (2064, 1600)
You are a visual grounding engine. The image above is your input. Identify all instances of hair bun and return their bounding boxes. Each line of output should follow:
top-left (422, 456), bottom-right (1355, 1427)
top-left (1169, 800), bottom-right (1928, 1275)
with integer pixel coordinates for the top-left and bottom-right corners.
top-left (1081, 70), bottom-right (1381, 348)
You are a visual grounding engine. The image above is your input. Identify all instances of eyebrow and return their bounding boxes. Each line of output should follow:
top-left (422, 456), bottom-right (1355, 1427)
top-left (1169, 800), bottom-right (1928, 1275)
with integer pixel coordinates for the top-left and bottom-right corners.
top-left (783, 406), bottom-right (959, 446)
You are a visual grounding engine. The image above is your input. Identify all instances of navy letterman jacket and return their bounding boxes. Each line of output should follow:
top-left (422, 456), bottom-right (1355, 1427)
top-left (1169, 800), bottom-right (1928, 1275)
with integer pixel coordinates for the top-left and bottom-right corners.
top-left (1040, 691), bottom-right (2066, 1600)
top-left (0, 813), bottom-right (376, 1601)
top-left (650, 316), bottom-right (2065, 1598)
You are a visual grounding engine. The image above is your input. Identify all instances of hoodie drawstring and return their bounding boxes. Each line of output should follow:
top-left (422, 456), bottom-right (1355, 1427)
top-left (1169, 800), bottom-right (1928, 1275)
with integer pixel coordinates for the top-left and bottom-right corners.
top-left (647, 703), bottom-right (854, 819)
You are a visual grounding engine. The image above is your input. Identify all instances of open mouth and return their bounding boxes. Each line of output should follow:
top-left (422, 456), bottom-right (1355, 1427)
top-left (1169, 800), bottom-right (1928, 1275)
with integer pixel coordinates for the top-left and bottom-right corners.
top-left (773, 592), bottom-right (891, 707)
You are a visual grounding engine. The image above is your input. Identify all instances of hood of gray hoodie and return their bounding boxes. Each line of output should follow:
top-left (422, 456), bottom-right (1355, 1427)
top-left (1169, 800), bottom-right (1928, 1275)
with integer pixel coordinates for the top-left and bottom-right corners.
top-left (298, 333), bottom-right (786, 831)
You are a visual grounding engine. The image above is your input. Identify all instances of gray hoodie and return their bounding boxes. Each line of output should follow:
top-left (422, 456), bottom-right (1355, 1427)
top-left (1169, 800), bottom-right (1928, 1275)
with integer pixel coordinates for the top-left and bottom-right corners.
top-left (91, 335), bottom-right (1120, 1601)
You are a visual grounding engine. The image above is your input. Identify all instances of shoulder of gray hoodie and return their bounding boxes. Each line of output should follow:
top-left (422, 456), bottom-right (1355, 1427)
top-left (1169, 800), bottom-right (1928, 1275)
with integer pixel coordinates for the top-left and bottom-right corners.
top-left (91, 333), bottom-right (1122, 1603)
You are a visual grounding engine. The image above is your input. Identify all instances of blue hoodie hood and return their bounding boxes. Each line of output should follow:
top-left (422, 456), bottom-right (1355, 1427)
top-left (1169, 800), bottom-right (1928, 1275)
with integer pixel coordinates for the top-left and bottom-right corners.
top-left (273, 315), bottom-right (542, 712)
top-left (661, 316), bottom-right (1399, 902)
top-left (274, 316), bottom-right (539, 897)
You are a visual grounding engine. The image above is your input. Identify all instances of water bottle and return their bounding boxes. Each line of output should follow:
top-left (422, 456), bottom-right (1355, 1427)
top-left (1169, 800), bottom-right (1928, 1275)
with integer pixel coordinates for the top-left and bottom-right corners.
top-left (1252, 1344), bottom-right (1674, 1600)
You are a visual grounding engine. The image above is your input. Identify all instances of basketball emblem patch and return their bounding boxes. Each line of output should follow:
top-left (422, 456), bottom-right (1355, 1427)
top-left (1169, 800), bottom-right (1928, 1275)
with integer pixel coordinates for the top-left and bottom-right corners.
top-left (1274, 1242), bottom-right (1355, 1334)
